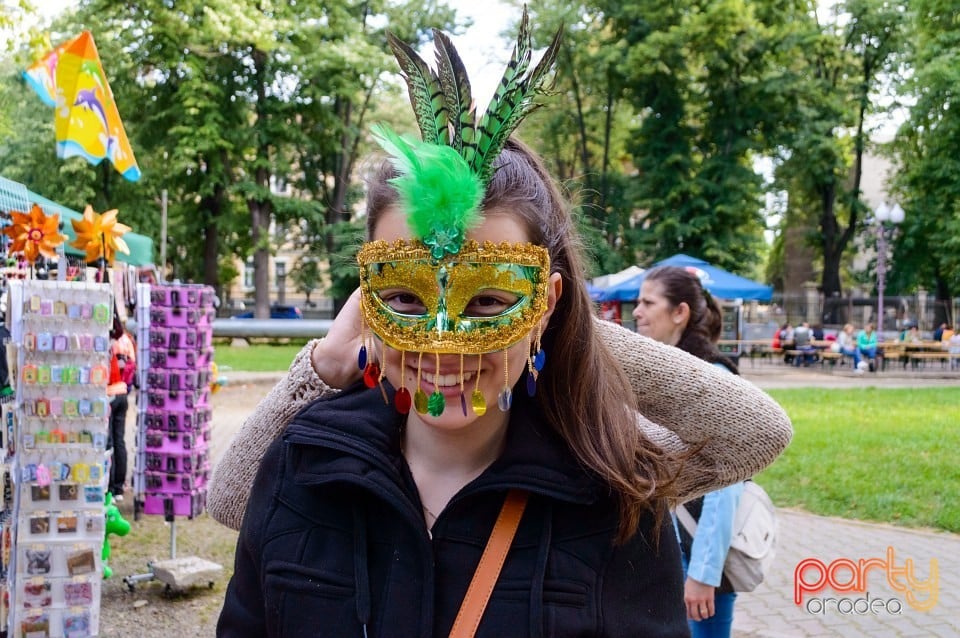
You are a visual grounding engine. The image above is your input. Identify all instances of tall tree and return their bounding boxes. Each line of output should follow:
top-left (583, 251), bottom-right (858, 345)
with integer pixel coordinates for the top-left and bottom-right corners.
top-left (4, 0), bottom-right (458, 313)
top-left (601, 0), bottom-right (798, 274)
top-left (776, 0), bottom-right (906, 307)
top-left (522, 3), bottom-right (638, 274)
top-left (890, 0), bottom-right (960, 324)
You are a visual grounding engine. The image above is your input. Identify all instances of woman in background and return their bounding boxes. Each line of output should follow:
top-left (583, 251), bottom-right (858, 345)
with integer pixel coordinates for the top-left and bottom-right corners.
top-left (857, 322), bottom-right (879, 371)
top-left (633, 266), bottom-right (744, 638)
top-left (836, 323), bottom-right (862, 371)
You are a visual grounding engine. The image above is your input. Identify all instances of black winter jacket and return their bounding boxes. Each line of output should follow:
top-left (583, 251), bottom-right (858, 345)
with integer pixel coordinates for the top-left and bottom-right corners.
top-left (218, 382), bottom-right (688, 637)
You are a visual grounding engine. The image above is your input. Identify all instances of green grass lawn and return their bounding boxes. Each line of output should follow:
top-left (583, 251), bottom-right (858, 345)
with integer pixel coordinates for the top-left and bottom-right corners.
top-left (761, 387), bottom-right (960, 533)
top-left (214, 343), bottom-right (306, 372)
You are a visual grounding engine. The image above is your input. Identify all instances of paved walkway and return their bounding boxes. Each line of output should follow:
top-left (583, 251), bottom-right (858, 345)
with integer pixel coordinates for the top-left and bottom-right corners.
top-left (222, 369), bottom-right (960, 637)
top-left (733, 510), bottom-right (959, 637)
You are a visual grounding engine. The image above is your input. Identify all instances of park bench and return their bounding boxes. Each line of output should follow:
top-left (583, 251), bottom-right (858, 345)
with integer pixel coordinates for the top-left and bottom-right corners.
top-left (819, 351), bottom-right (844, 368)
top-left (907, 351), bottom-right (954, 369)
top-left (739, 344), bottom-right (781, 367)
top-left (784, 349), bottom-right (820, 367)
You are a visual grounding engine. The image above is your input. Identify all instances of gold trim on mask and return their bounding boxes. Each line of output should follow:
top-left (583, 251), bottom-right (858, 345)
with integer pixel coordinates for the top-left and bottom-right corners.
top-left (357, 238), bottom-right (551, 355)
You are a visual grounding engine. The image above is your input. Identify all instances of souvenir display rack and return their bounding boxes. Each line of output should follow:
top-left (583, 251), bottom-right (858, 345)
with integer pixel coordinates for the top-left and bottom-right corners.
top-left (4, 279), bottom-right (113, 638)
top-left (132, 283), bottom-right (214, 521)
top-left (125, 283), bottom-right (221, 592)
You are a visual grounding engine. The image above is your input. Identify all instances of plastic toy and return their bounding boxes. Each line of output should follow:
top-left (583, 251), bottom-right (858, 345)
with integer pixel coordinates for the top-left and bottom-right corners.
top-left (103, 492), bottom-right (131, 578)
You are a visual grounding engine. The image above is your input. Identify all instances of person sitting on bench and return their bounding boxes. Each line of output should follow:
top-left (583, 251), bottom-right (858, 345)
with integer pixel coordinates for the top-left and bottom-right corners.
top-left (793, 322), bottom-right (817, 367)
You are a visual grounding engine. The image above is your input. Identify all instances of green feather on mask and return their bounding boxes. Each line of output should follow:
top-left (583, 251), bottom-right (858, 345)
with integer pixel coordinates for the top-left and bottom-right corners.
top-left (371, 124), bottom-right (484, 259)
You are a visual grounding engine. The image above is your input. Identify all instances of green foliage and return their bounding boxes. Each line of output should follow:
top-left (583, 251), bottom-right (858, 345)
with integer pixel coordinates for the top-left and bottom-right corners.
top-left (762, 388), bottom-right (960, 532)
top-left (597, 0), bottom-right (785, 275)
top-left (772, 0), bottom-right (907, 301)
top-left (290, 256), bottom-right (321, 304)
top-left (0, 0), bottom-right (457, 308)
top-left (1, 0), bottom-right (956, 312)
top-left (890, 0), bottom-right (960, 309)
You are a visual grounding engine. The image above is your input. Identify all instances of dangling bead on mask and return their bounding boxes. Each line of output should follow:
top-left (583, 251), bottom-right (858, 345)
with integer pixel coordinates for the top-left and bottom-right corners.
top-left (471, 353), bottom-right (487, 416)
top-left (525, 324), bottom-right (546, 397)
top-left (360, 322), bottom-right (380, 389)
top-left (394, 349), bottom-right (411, 414)
top-left (497, 349), bottom-right (512, 411)
top-left (427, 352), bottom-right (445, 417)
top-left (358, 322), bottom-right (368, 371)
top-left (459, 353), bottom-right (468, 416)
top-left (376, 347), bottom-right (389, 405)
top-left (414, 351), bottom-right (429, 414)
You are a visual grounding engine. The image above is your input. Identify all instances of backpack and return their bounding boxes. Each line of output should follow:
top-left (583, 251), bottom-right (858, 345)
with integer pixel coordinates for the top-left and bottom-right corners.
top-left (676, 480), bottom-right (778, 593)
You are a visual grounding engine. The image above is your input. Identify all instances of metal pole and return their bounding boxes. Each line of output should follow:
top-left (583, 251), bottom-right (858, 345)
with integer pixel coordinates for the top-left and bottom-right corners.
top-left (876, 222), bottom-right (886, 338)
top-left (160, 189), bottom-right (168, 281)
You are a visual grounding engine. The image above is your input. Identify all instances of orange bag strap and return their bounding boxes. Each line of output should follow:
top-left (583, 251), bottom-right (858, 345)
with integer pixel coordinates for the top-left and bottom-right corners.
top-left (448, 489), bottom-right (529, 638)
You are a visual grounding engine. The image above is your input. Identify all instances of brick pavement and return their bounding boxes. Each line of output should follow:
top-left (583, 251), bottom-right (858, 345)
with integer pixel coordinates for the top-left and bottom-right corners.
top-left (734, 509), bottom-right (959, 637)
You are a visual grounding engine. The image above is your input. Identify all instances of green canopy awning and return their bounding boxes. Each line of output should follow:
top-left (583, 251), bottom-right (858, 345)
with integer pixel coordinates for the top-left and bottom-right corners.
top-left (0, 175), bottom-right (154, 266)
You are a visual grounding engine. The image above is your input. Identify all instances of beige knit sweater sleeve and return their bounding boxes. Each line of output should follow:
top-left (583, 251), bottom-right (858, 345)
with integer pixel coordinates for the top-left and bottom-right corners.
top-left (207, 319), bottom-right (792, 530)
top-left (593, 319), bottom-right (792, 498)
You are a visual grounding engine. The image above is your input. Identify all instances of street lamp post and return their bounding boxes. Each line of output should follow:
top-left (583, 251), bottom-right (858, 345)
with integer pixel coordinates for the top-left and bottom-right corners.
top-left (874, 202), bottom-right (905, 338)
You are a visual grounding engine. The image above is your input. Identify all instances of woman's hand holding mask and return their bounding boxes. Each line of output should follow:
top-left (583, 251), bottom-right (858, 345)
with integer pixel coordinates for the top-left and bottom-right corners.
top-left (310, 288), bottom-right (364, 389)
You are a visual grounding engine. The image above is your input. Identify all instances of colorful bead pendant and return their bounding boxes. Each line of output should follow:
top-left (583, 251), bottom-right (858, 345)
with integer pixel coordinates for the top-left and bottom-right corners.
top-left (358, 345), bottom-right (367, 370)
top-left (394, 387), bottom-right (412, 414)
top-left (460, 392), bottom-right (468, 416)
top-left (497, 388), bottom-right (512, 412)
top-left (526, 371), bottom-right (537, 397)
top-left (362, 362), bottom-right (380, 388)
top-left (533, 349), bottom-right (546, 371)
top-left (414, 389), bottom-right (429, 414)
top-left (471, 389), bottom-right (487, 416)
top-left (427, 391), bottom-right (445, 417)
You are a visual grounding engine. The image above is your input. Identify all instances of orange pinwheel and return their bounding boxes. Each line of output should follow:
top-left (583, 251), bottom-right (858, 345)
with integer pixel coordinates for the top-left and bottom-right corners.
top-left (2, 204), bottom-right (68, 264)
top-left (70, 204), bottom-right (131, 264)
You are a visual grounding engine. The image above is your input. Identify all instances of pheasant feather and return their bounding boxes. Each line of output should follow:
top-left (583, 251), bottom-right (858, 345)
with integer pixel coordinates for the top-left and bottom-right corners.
top-left (387, 32), bottom-right (449, 145)
top-left (371, 123), bottom-right (483, 259)
top-left (473, 8), bottom-right (562, 184)
top-left (432, 29), bottom-right (476, 157)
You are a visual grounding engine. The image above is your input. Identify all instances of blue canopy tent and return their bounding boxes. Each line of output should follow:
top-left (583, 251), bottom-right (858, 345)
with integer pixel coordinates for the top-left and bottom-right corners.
top-left (585, 281), bottom-right (604, 301)
top-left (597, 254), bottom-right (773, 302)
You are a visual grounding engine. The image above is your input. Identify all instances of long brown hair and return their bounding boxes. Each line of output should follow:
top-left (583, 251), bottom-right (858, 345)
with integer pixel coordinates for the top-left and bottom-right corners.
top-left (366, 138), bottom-right (679, 542)
top-left (643, 266), bottom-right (739, 374)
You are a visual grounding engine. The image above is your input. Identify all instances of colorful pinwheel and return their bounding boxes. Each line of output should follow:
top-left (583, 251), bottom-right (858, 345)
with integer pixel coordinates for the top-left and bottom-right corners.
top-left (2, 204), bottom-right (68, 264)
top-left (70, 205), bottom-right (131, 265)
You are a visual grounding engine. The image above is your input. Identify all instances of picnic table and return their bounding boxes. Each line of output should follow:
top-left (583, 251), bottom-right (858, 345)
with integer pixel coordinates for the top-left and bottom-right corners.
top-left (718, 339), bottom-right (782, 366)
top-left (714, 338), bottom-right (959, 372)
top-left (893, 340), bottom-right (954, 369)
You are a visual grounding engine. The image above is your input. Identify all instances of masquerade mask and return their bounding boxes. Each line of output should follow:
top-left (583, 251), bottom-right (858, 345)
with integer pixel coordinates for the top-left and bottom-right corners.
top-left (358, 239), bottom-right (550, 355)
top-left (358, 7), bottom-right (561, 418)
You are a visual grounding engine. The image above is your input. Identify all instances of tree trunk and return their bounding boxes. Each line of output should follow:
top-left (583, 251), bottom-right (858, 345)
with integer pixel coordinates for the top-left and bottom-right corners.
top-left (200, 183), bottom-right (224, 288)
top-left (819, 184), bottom-right (844, 323)
top-left (249, 47), bottom-right (273, 319)
top-left (250, 194), bottom-right (271, 319)
top-left (933, 273), bottom-right (952, 328)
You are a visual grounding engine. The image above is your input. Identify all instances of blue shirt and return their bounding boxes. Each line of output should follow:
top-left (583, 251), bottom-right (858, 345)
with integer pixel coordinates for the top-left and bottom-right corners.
top-left (673, 360), bottom-right (745, 587)
top-left (681, 483), bottom-right (745, 586)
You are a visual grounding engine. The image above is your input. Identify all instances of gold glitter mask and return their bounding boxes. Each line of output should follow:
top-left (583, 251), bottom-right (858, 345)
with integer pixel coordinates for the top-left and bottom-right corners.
top-left (358, 239), bottom-right (551, 355)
